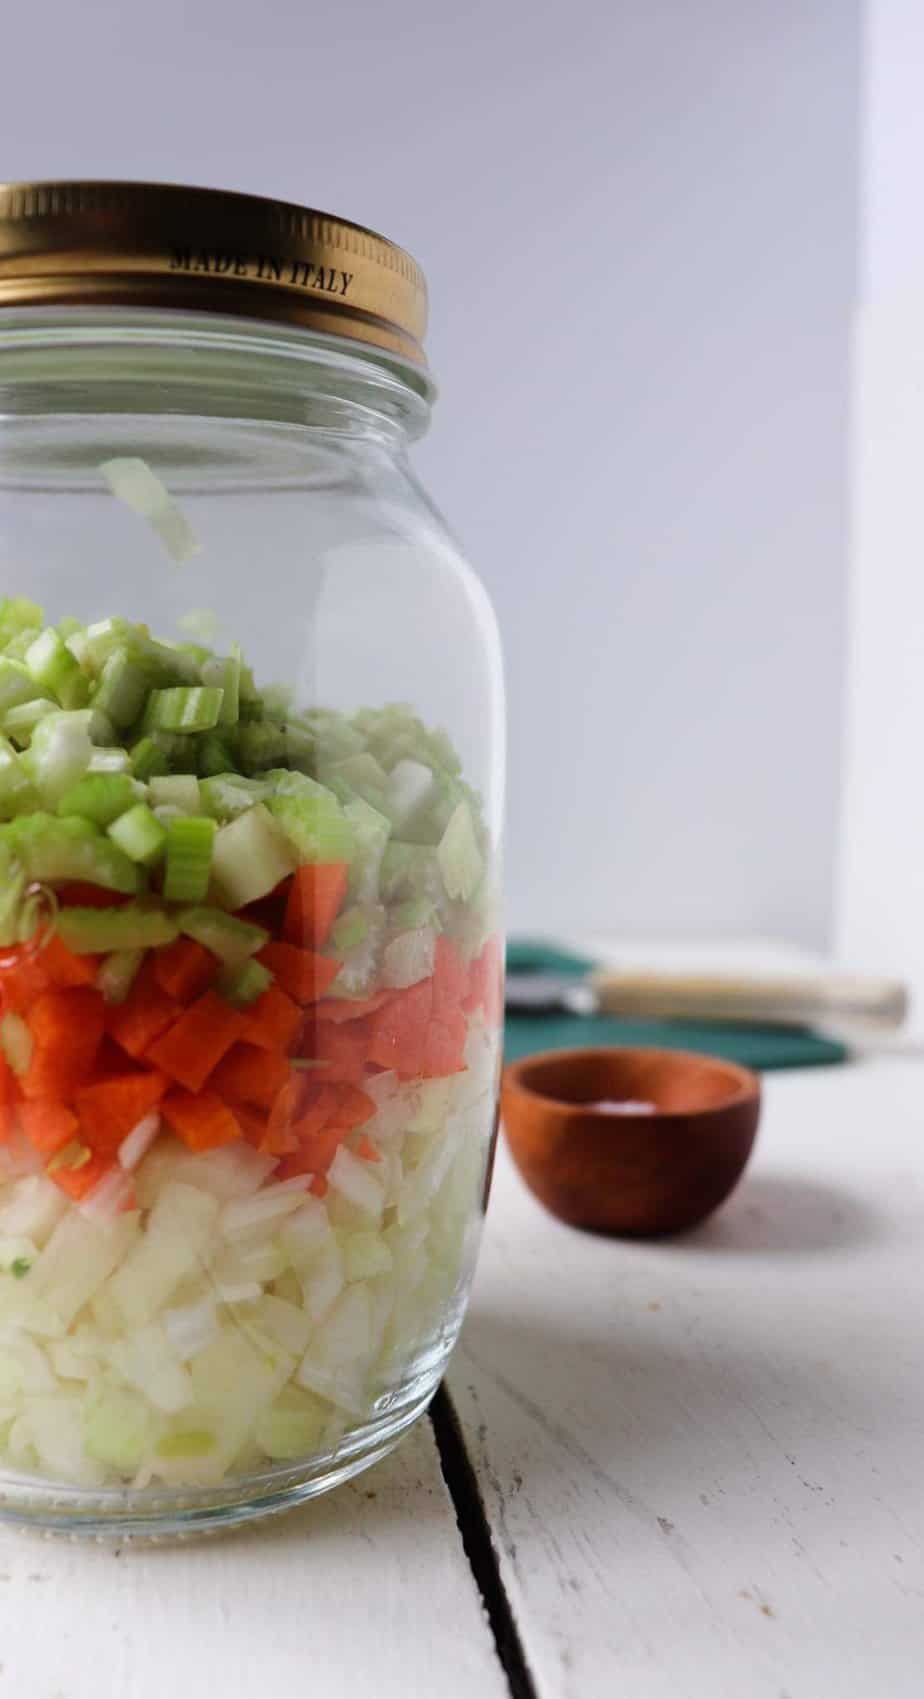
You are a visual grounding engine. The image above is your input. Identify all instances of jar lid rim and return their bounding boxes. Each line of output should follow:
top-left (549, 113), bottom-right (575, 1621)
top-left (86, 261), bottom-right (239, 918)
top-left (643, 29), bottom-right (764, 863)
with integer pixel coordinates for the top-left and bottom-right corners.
top-left (0, 180), bottom-right (429, 371)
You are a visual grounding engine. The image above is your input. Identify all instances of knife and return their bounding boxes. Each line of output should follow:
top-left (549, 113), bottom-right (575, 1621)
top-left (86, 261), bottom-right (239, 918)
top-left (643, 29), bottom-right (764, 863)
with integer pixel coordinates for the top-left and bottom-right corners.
top-left (505, 965), bottom-right (909, 1031)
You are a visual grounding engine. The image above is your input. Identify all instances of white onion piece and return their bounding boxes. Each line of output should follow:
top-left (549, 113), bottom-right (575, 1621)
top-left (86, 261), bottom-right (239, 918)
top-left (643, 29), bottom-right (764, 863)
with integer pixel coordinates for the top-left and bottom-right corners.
top-left (100, 457), bottom-right (200, 564)
top-left (220, 1176), bottom-right (310, 1238)
top-left (164, 1296), bottom-right (219, 1362)
top-left (118, 1113), bottom-right (161, 1172)
top-left (79, 1166), bottom-right (137, 1223)
top-left (383, 927), bottom-right (436, 989)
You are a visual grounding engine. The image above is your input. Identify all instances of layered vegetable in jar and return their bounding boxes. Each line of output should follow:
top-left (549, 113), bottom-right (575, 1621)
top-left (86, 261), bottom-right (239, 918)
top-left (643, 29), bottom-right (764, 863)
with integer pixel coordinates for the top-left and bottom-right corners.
top-left (0, 592), bottom-right (501, 1490)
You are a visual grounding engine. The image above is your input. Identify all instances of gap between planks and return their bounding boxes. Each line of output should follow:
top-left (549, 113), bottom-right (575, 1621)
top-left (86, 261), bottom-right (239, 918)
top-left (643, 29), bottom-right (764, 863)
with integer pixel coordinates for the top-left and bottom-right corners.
top-left (429, 1385), bottom-right (538, 1699)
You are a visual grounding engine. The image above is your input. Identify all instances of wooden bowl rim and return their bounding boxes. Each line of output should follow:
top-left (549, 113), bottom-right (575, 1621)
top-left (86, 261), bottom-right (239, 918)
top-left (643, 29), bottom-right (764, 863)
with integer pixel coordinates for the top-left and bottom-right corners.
top-left (503, 1045), bottom-right (761, 1123)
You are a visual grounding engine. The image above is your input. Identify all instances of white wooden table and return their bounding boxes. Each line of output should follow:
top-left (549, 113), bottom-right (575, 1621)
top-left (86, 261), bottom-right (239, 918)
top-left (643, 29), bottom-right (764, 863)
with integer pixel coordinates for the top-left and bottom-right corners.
top-left (3, 1046), bottom-right (924, 1697)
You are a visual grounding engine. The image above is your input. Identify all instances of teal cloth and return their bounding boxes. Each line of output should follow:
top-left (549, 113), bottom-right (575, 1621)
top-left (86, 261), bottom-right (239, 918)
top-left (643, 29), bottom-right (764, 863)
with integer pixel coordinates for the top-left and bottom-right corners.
top-left (505, 939), bottom-right (847, 1072)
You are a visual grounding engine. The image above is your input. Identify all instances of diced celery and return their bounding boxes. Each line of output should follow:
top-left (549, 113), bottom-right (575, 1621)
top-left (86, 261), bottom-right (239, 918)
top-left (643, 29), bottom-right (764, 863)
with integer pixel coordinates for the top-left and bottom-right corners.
top-left (201, 648), bottom-right (241, 727)
top-left (437, 801), bottom-right (483, 901)
top-left (323, 752), bottom-right (390, 812)
top-left (96, 948), bottom-right (144, 1004)
top-left (88, 747), bottom-right (133, 775)
top-left (381, 758), bottom-right (439, 837)
top-left (22, 711), bottom-right (92, 805)
top-left (107, 803), bottom-right (167, 867)
top-left (58, 771), bottom-right (139, 827)
top-left (25, 628), bottom-right (89, 709)
top-left (234, 720), bottom-right (289, 774)
top-left (143, 686), bottom-right (223, 735)
top-left (178, 905), bottom-right (268, 966)
top-left (390, 895), bottom-right (441, 933)
top-left (196, 732), bottom-right (236, 777)
top-left (129, 735), bottom-right (170, 781)
top-left (149, 774), bottom-right (200, 814)
top-left (268, 793), bottom-right (355, 864)
top-left (0, 842), bottom-right (26, 945)
top-left (92, 645), bottom-right (148, 727)
top-left (1, 698), bottom-right (58, 742)
top-left (0, 736), bottom-right (38, 817)
top-left (210, 805), bottom-right (296, 909)
top-left (0, 658), bottom-right (43, 715)
top-left (2, 813), bottom-right (140, 893)
top-left (216, 957), bottom-right (273, 1007)
top-left (199, 774), bottom-right (269, 820)
top-left (163, 815), bottom-right (215, 903)
top-left (57, 904), bottom-right (178, 954)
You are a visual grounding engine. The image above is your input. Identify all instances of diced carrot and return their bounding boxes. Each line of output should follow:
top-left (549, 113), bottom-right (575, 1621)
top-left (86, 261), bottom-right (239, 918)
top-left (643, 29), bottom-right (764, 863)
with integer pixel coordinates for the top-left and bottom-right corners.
top-left (367, 980), bottom-right (433, 1079)
top-left (334, 1084), bottom-right (377, 1129)
top-left (256, 941), bottom-right (341, 1005)
top-left (292, 1083), bottom-right (341, 1143)
top-left (433, 936), bottom-right (468, 1018)
top-left (153, 937), bottom-right (216, 1003)
top-left (234, 1104), bottom-right (271, 1148)
top-left (38, 935), bottom-right (99, 989)
top-left (316, 992), bottom-right (392, 1024)
top-left (210, 1043), bottom-right (291, 1110)
top-left (147, 992), bottom-right (247, 1093)
top-left (0, 1052), bottom-right (16, 1141)
top-left (309, 1174), bottom-right (328, 1198)
top-left (161, 1088), bottom-right (242, 1152)
top-left (108, 960), bottom-right (181, 1061)
top-left (19, 1099), bottom-right (80, 1156)
top-left (284, 863), bottom-right (348, 950)
top-left (355, 1134), bottom-right (381, 1163)
top-left (423, 1008), bottom-right (469, 1078)
top-left (280, 1120), bottom-right (348, 1177)
top-left (464, 935), bottom-right (503, 1027)
top-left (75, 1070), bottom-right (168, 1157)
top-left (239, 878), bottom-right (292, 934)
top-left (21, 988), bottom-right (105, 1100)
top-left (307, 1019), bottom-right (372, 1085)
top-left (262, 1072), bottom-right (309, 1155)
top-left (0, 946), bottom-right (50, 1013)
top-left (51, 1151), bottom-right (112, 1200)
top-left (243, 984), bottom-right (302, 1052)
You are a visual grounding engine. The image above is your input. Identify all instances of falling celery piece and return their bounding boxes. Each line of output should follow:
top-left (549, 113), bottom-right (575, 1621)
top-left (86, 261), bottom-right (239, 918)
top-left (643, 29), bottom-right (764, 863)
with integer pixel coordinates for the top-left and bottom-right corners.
top-left (163, 815), bottom-right (216, 903)
top-left (99, 456), bottom-right (201, 564)
top-left (107, 803), bottom-right (168, 867)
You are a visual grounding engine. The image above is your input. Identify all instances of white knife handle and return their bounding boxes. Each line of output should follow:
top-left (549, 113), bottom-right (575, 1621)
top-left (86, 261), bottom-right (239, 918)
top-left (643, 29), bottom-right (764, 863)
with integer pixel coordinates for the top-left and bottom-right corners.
top-left (587, 968), bottom-right (909, 1029)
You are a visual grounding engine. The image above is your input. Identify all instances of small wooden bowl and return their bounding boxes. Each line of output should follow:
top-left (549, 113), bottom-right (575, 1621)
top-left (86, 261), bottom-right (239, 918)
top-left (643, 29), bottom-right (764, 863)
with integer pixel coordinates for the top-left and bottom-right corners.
top-left (502, 1046), bottom-right (761, 1236)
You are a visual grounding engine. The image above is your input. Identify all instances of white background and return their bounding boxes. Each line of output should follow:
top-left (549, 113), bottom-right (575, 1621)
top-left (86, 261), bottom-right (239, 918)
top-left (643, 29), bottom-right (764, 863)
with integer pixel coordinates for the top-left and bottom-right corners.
top-left (0, 0), bottom-right (861, 947)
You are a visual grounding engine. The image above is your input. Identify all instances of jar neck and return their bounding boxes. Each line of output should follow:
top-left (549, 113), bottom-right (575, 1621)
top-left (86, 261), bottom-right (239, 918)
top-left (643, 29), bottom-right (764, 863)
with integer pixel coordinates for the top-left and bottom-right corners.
top-left (0, 308), bottom-right (434, 448)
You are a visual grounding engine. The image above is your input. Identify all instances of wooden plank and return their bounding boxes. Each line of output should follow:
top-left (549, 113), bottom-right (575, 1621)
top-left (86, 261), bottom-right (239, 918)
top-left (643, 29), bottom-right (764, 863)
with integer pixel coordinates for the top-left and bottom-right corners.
top-left (0, 1418), bottom-right (507, 1699)
top-left (449, 1057), bottom-right (924, 1698)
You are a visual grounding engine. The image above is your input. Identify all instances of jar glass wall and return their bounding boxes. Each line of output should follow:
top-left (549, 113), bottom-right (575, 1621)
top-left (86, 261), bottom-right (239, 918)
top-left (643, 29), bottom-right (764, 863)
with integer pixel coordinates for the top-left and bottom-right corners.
top-left (0, 308), bottom-right (504, 1535)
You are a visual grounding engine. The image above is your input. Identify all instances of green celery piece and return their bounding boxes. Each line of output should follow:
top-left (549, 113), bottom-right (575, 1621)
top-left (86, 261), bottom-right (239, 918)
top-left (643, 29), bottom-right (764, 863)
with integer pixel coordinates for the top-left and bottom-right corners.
top-left (0, 1010), bottom-right (32, 1073)
top-left (88, 747), bottom-right (133, 775)
top-left (176, 642), bottom-right (212, 667)
top-left (437, 800), bottom-right (483, 901)
top-left (210, 804), bottom-right (296, 909)
top-left (283, 722), bottom-right (316, 772)
top-left (322, 753), bottom-right (390, 813)
top-left (57, 903), bottom-right (178, 954)
top-left (130, 735), bottom-right (171, 781)
top-left (379, 841), bottom-right (443, 907)
top-left (216, 957), bottom-right (273, 1007)
top-left (0, 597), bottom-right (43, 649)
top-left (330, 905), bottom-right (370, 954)
top-left (2, 813), bottom-right (140, 893)
top-left (303, 708), bottom-right (364, 763)
top-left (199, 774), bottom-right (269, 820)
top-left (24, 628), bottom-right (89, 710)
top-left (163, 815), bottom-right (216, 903)
top-left (1, 698), bottom-right (58, 743)
top-left (149, 774), bottom-right (200, 814)
top-left (197, 732), bottom-right (237, 777)
top-left (2, 629), bottom-right (42, 662)
top-left (22, 712), bottom-right (93, 806)
top-left (201, 648), bottom-right (241, 727)
top-left (268, 794), bottom-right (355, 864)
top-left (142, 686), bottom-right (224, 735)
top-left (344, 797), bottom-right (391, 902)
top-left (96, 948), bottom-right (144, 1004)
top-left (390, 895), bottom-right (442, 932)
top-left (58, 772), bottom-right (140, 827)
top-left (262, 769), bottom-right (333, 801)
top-left (84, 619), bottom-right (201, 687)
top-left (0, 842), bottom-right (26, 945)
top-left (0, 658), bottom-right (43, 715)
top-left (178, 905), bottom-right (269, 966)
top-left (107, 803), bottom-right (167, 867)
top-left (92, 645), bottom-right (148, 728)
top-left (234, 720), bottom-right (289, 774)
top-left (0, 736), bottom-right (38, 819)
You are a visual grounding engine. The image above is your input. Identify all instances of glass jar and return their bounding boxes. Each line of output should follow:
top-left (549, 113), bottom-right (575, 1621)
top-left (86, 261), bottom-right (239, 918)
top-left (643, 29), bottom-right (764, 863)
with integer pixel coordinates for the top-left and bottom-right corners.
top-left (0, 182), bottom-right (504, 1535)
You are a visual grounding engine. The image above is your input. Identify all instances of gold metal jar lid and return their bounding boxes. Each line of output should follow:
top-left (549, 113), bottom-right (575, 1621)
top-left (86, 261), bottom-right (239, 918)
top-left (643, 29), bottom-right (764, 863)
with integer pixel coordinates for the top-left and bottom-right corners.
top-left (0, 180), bottom-right (428, 370)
